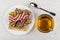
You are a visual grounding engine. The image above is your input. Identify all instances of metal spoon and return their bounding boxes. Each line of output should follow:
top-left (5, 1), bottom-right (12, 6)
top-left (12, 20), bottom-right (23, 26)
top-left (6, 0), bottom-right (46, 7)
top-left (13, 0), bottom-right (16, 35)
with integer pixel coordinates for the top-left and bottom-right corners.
top-left (30, 2), bottom-right (56, 16)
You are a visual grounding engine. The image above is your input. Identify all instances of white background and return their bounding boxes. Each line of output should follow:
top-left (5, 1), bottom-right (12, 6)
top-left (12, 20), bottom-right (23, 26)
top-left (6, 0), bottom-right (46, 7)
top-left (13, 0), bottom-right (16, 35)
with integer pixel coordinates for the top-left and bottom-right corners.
top-left (0, 0), bottom-right (60, 40)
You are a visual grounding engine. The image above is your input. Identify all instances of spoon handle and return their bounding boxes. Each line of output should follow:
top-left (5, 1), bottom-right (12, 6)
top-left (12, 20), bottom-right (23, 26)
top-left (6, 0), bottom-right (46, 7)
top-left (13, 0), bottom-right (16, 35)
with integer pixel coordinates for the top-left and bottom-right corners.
top-left (38, 8), bottom-right (56, 16)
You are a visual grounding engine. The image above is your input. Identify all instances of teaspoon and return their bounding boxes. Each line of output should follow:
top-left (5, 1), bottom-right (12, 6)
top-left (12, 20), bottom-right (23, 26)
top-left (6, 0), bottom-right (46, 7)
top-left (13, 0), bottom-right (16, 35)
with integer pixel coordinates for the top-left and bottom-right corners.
top-left (30, 2), bottom-right (56, 16)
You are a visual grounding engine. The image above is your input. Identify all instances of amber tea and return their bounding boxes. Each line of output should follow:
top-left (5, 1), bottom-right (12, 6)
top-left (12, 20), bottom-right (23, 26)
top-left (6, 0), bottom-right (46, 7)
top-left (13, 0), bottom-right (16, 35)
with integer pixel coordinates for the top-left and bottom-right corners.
top-left (37, 14), bottom-right (54, 33)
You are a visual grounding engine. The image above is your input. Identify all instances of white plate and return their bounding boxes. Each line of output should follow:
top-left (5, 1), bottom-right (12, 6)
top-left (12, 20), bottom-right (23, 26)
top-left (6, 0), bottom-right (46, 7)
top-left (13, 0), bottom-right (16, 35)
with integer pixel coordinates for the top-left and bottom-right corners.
top-left (3, 5), bottom-right (35, 35)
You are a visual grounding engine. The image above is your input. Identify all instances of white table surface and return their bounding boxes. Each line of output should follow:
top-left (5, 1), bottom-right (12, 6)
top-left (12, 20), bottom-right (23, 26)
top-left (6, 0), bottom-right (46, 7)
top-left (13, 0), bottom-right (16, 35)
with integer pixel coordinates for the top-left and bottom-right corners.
top-left (0, 0), bottom-right (60, 40)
